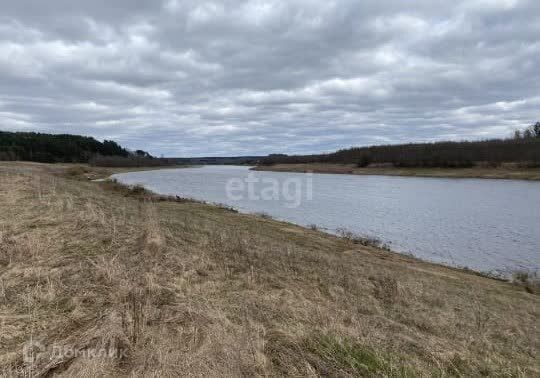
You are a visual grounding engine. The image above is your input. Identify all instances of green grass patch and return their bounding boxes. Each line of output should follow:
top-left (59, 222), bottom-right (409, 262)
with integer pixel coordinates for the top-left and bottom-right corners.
top-left (304, 333), bottom-right (416, 377)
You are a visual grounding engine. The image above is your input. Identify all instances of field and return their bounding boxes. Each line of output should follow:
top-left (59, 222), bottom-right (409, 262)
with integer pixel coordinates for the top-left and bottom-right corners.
top-left (253, 163), bottom-right (540, 180)
top-left (0, 162), bottom-right (538, 376)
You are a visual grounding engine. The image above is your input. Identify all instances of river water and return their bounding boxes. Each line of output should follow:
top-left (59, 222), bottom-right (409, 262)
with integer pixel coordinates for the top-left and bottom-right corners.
top-left (112, 165), bottom-right (540, 275)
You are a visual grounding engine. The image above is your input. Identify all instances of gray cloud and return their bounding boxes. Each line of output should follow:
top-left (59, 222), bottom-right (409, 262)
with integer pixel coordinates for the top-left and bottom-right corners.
top-left (1, 0), bottom-right (539, 156)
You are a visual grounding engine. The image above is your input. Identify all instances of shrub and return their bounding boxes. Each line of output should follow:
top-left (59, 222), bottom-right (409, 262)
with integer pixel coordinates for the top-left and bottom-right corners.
top-left (512, 271), bottom-right (539, 294)
top-left (255, 212), bottom-right (273, 219)
top-left (336, 228), bottom-right (383, 248)
top-left (129, 184), bottom-right (149, 195)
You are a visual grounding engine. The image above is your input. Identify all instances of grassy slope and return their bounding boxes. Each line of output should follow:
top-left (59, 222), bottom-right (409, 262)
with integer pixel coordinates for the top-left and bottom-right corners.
top-left (0, 162), bottom-right (538, 376)
top-left (253, 163), bottom-right (540, 180)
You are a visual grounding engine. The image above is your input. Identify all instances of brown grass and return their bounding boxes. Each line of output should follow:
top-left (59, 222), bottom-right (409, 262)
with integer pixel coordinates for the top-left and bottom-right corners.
top-left (253, 163), bottom-right (540, 180)
top-left (0, 162), bottom-right (538, 376)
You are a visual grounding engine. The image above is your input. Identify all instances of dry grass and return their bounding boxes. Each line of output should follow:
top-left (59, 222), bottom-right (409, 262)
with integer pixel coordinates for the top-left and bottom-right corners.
top-left (0, 162), bottom-right (538, 376)
top-left (253, 163), bottom-right (540, 180)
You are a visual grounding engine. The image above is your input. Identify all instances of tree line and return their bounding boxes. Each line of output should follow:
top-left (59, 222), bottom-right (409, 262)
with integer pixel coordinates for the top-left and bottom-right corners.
top-left (261, 122), bottom-right (540, 168)
top-left (0, 131), bottom-right (131, 163)
top-left (0, 130), bottom-right (164, 166)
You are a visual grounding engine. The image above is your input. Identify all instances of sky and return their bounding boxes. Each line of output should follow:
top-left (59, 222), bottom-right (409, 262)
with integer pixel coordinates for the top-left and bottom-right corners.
top-left (1, 0), bottom-right (539, 157)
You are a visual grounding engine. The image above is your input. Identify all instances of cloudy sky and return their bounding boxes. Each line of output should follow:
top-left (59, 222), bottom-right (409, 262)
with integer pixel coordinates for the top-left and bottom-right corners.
top-left (1, 0), bottom-right (539, 156)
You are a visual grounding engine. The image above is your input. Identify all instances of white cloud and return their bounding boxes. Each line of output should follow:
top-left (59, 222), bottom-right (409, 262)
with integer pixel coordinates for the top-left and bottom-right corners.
top-left (0, 0), bottom-right (538, 156)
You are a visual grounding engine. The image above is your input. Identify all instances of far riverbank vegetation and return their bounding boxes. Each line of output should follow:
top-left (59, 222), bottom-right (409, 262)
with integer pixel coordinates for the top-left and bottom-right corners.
top-left (260, 122), bottom-right (540, 169)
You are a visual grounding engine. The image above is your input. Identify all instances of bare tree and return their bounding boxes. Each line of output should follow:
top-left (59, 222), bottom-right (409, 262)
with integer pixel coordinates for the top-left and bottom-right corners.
top-left (533, 122), bottom-right (540, 138)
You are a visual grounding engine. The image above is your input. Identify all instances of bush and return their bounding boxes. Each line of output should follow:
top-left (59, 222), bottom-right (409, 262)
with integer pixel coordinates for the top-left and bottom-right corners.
top-left (512, 271), bottom-right (539, 294)
top-left (129, 184), bottom-right (150, 195)
top-left (255, 212), bottom-right (273, 219)
top-left (336, 228), bottom-right (384, 248)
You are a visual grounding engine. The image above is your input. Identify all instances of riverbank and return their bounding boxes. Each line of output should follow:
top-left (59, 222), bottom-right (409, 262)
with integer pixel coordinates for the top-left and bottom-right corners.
top-left (0, 161), bottom-right (194, 180)
top-left (0, 162), bottom-right (538, 376)
top-left (253, 163), bottom-right (540, 180)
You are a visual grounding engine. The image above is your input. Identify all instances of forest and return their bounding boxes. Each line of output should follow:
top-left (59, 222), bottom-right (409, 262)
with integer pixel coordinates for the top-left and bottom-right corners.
top-left (262, 123), bottom-right (540, 168)
top-left (0, 131), bottom-right (130, 163)
top-left (3, 122), bottom-right (540, 168)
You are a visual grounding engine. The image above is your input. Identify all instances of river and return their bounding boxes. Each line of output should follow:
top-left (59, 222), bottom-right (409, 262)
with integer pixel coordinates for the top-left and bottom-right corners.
top-left (112, 165), bottom-right (540, 275)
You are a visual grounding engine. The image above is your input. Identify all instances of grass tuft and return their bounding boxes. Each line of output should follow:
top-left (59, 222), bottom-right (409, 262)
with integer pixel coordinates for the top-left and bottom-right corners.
top-left (304, 334), bottom-right (416, 377)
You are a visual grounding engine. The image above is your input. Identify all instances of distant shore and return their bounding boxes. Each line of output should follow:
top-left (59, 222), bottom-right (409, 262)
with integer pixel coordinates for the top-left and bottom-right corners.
top-left (253, 163), bottom-right (540, 180)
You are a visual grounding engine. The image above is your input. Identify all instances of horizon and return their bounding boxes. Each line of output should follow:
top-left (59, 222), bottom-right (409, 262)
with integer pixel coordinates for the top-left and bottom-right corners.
top-left (1, 1), bottom-right (539, 156)
top-left (3, 127), bottom-right (532, 159)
